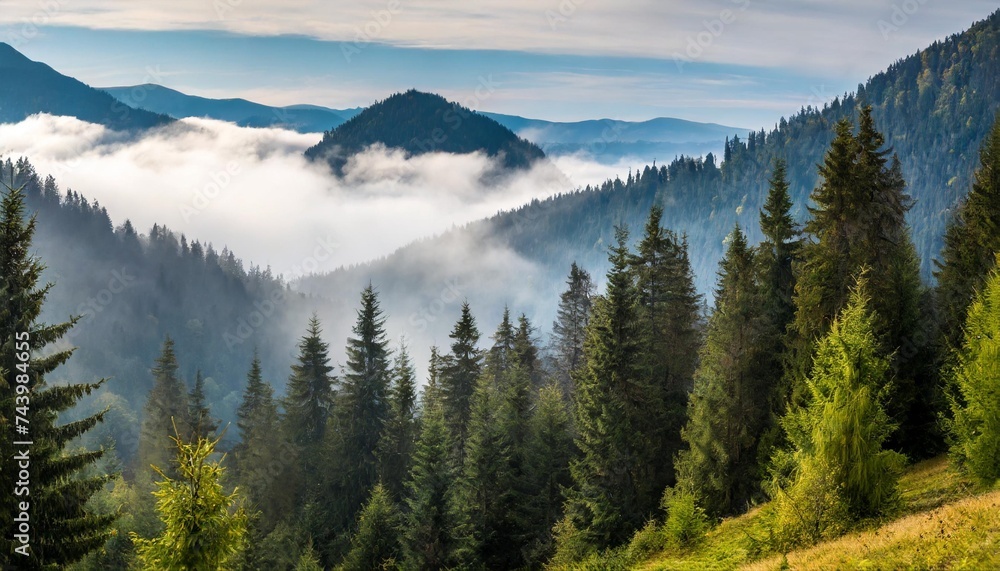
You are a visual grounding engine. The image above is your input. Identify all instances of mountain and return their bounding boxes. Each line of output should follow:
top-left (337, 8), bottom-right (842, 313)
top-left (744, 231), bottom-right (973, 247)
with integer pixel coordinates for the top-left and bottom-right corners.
top-left (304, 89), bottom-right (546, 173)
top-left (0, 43), bottom-right (171, 130)
top-left (101, 84), bottom-right (355, 133)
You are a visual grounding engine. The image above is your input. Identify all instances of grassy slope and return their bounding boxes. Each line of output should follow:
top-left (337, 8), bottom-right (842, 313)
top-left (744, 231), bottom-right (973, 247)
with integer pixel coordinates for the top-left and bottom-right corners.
top-left (637, 457), bottom-right (999, 570)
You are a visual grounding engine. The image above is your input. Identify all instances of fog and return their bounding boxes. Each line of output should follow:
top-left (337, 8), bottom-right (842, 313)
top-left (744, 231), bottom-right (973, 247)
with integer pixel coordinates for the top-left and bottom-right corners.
top-left (0, 114), bottom-right (631, 282)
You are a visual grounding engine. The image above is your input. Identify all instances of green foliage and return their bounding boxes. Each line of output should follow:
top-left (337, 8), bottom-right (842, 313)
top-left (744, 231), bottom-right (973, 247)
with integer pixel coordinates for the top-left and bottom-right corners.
top-left (377, 341), bottom-right (419, 501)
top-left (552, 262), bottom-right (595, 394)
top-left (187, 370), bottom-right (218, 441)
top-left (440, 301), bottom-right (483, 452)
top-left (936, 111), bottom-right (1000, 351)
top-left (660, 488), bottom-right (709, 548)
top-left (0, 181), bottom-right (116, 568)
top-left (946, 256), bottom-right (1000, 485)
top-left (774, 276), bottom-right (905, 546)
top-left (305, 89), bottom-right (546, 173)
top-left (676, 225), bottom-right (772, 517)
top-left (132, 432), bottom-right (248, 570)
top-left (138, 337), bottom-right (190, 478)
top-left (340, 483), bottom-right (402, 571)
top-left (295, 543), bottom-right (324, 571)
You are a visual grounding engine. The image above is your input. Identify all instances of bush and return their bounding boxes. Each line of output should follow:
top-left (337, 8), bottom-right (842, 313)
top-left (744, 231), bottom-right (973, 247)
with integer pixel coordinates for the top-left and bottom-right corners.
top-left (625, 520), bottom-right (666, 563)
top-left (661, 488), bottom-right (709, 547)
top-left (769, 456), bottom-right (849, 550)
top-left (548, 516), bottom-right (596, 569)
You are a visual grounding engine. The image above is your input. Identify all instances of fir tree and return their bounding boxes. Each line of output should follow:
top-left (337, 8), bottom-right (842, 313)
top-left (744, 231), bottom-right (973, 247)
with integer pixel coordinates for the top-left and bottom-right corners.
top-left (524, 383), bottom-right (574, 564)
top-left (402, 397), bottom-right (461, 570)
top-left (514, 313), bottom-right (542, 387)
top-left (562, 226), bottom-right (646, 549)
top-left (0, 181), bottom-right (115, 568)
top-left (945, 255), bottom-right (1000, 485)
top-left (132, 432), bottom-right (248, 570)
top-left (377, 341), bottom-right (419, 501)
top-left (677, 226), bottom-right (771, 516)
top-left (936, 112), bottom-right (1000, 351)
top-left (551, 262), bottom-right (594, 395)
top-left (340, 483), bottom-right (403, 571)
top-left (138, 337), bottom-right (190, 478)
top-left (758, 158), bottom-right (801, 338)
top-left (187, 370), bottom-right (218, 441)
top-left (440, 301), bottom-right (483, 452)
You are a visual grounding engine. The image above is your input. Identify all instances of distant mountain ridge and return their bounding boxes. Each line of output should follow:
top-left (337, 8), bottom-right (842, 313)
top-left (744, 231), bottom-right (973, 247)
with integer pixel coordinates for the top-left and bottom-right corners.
top-left (304, 89), bottom-right (547, 173)
top-left (101, 84), bottom-right (360, 133)
top-left (0, 43), bottom-right (171, 130)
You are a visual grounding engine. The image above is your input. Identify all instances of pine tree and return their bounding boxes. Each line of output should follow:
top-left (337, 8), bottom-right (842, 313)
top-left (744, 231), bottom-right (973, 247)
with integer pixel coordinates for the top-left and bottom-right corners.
top-left (340, 483), bottom-right (403, 571)
top-left (132, 432), bottom-right (248, 570)
top-left (631, 205), bottom-right (702, 499)
top-left (776, 274), bottom-right (904, 530)
top-left (758, 158), bottom-right (801, 339)
top-left (524, 383), bottom-right (574, 564)
top-left (677, 226), bottom-right (771, 516)
top-left (281, 315), bottom-right (335, 495)
top-left (440, 301), bottom-right (483, 452)
top-left (187, 370), bottom-right (218, 441)
top-left (551, 262), bottom-right (594, 395)
top-left (788, 107), bottom-right (928, 451)
top-left (936, 112), bottom-right (1000, 351)
top-left (486, 306), bottom-right (517, 379)
top-left (562, 226), bottom-right (646, 549)
top-left (138, 337), bottom-right (190, 478)
top-left (377, 341), bottom-right (419, 501)
top-left (327, 285), bottom-right (393, 541)
top-left (402, 397), bottom-right (461, 569)
top-left (0, 180), bottom-right (115, 568)
top-left (514, 313), bottom-right (542, 387)
top-left (945, 255), bottom-right (1000, 485)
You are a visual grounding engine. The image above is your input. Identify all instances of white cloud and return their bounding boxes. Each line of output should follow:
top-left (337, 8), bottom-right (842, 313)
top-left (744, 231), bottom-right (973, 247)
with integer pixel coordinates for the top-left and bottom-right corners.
top-left (0, 114), bottom-right (584, 280)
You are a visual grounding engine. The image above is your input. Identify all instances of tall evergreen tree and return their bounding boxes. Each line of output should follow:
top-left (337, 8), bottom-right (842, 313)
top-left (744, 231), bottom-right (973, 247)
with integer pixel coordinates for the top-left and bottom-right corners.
top-left (377, 341), bottom-right (419, 501)
top-left (524, 383), bottom-right (574, 564)
top-left (402, 396), bottom-right (461, 570)
top-left (514, 313), bottom-right (542, 387)
top-left (440, 301), bottom-right (483, 452)
top-left (945, 255), bottom-right (1000, 485)
top-left (187, 370), bottom-right (218, 441)
top-left (936, 111), bottom-right (1000, 351)
top-left (631, 205), bottom-right (702, 497)
top-left (326, 285), bottom-right (393, 544)
top-left (677, 226), bottom-right (770, 516)
top-left (486, 306), bottom-right (517, 379)
top-left (788, 107), bottom-right (928, 451)
top-left (0, 182), bottom-right (115, 568)
top-left (758, 158), bottom-right (801, 339)
top-left (562, 226), bottom-right (646, 549)
top-left (138, 337), bottom-right (190, 478)
top-left (551, 262), bottom-right (594, 395)
top-left (340, 483), bottom-right (403, 571)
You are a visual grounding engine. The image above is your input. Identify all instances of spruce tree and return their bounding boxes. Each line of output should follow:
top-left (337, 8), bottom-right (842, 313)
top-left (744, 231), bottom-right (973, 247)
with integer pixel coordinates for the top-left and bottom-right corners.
top-left (525, 383), bottom-right (574, 564)
top-left (562, 226), bottom-right (646, 549)
top-left (0, 181), bottom-right (115, 568)
top-left (758, 158), bottom-right (801, 339)
top-left (402, 396), bottom-right (461, 570)
top-left (440, 301), bottom-right (483, 452)
top-left (514, 313), bottom-right (542, 387)
top-left (377, 341), bottom-right (419, 501)
top-left (776, 274), bottom-right (904, 530)
top-left (936, 112), bottom-right (1000, 351)
top-left (551, 262), bottom-right (594, 395)
top-left (327, 285), bottom-right (393, 542)
top-left (187, 370), bottom-right (218, 441)
top-left (945, 255), bottom-right (1000, 485)
top-left (340, 483), bottom-right (403, 571)
top-left (132, 433), bottom-right (248, 570)
top-left (677, 226), bottom-right (770, 517)
top-left (138, 337), bottom-right (190, 478)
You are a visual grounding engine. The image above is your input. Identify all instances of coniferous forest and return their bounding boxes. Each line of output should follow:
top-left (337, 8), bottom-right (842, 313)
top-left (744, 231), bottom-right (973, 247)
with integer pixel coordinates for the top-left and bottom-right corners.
top-left (2, 6), bottom-right (1000, 571)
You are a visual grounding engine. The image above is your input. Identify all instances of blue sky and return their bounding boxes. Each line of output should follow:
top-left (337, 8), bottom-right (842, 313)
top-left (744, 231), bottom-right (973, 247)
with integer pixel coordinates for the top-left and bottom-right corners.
top-left (2, 0), bottom-right (996, 129)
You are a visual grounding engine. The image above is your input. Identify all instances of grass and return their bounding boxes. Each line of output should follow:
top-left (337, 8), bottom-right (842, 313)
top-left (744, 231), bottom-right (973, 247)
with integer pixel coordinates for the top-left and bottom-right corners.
top-left (633, 456), bottom-right (997, 571)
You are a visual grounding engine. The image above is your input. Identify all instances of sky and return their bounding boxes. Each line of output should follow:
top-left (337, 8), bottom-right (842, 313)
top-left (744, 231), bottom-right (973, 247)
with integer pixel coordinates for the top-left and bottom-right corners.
top-left (1, 0), bottom-right (996, 129)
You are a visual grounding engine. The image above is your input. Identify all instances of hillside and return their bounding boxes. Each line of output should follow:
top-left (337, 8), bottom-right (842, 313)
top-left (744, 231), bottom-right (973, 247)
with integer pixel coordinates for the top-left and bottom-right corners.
top-left (0, 43), bottom-right (171, 130)
top-left (622, 456), bottom-right (999, 571)
top-left (102, 83), bottom-right (352, 133)
top-left (300, 9), bottom-right (1000, 305)
top-left (304, 89), bottom-right (546, 173)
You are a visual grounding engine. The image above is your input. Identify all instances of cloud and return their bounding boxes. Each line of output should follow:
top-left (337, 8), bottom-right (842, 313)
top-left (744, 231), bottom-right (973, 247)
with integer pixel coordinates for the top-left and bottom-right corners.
top-left (0, 114), bottom-right (588, 280)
